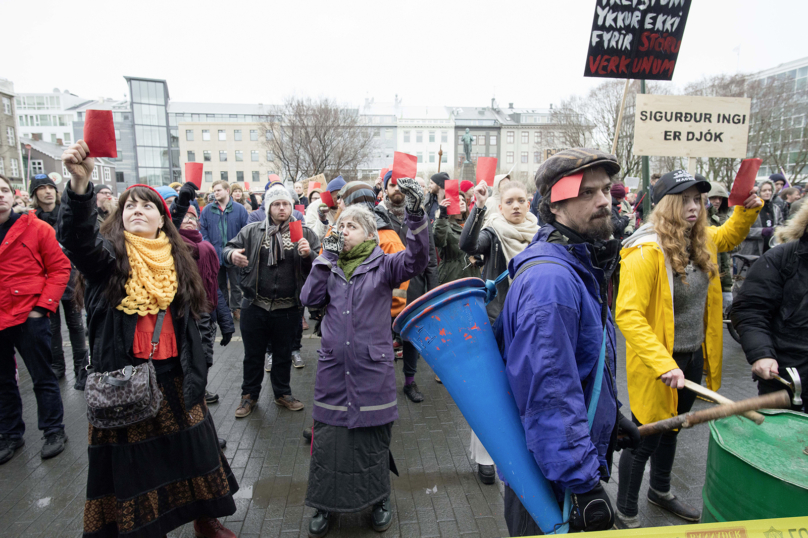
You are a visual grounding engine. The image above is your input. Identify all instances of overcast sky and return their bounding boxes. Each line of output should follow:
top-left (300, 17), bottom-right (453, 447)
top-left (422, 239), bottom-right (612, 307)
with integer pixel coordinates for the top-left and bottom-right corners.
top-left (4, 0), bottom-right (807, 109)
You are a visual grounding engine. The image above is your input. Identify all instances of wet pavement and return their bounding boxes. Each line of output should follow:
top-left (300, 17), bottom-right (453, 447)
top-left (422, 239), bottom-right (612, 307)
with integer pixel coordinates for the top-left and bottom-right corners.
top-left (1, 314), bottom-right (760, 537)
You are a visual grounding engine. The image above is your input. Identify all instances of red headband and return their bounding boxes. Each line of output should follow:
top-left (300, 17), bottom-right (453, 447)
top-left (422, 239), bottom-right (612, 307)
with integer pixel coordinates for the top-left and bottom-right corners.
top-left (126, 184), bottom-right (171, 215)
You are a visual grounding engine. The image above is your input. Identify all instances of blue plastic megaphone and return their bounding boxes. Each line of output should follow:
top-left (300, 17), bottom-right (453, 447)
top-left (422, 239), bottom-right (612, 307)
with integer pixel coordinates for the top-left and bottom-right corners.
top-left (394, 278), bottom-right (565, 534)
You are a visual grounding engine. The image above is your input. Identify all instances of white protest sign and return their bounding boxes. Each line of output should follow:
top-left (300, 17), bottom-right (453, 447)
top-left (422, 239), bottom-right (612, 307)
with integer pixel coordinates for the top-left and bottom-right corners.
top-left (624, 176), bottom-right (640, 190)
top-left (633, 95), bottom-right (751, 159)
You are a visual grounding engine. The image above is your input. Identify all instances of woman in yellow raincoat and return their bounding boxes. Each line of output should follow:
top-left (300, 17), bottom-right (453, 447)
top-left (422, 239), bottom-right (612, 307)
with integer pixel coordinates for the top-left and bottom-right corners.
top-left (614, 170), bottom-right (761, 528)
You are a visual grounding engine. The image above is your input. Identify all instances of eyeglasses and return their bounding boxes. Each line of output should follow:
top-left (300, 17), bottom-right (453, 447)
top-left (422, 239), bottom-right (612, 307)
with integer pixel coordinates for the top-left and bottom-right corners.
top-left (183, 215), bottom-right (198, 223)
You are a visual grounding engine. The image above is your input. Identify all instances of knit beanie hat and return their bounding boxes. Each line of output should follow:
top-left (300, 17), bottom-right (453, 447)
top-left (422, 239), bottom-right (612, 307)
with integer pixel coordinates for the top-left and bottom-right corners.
top-left (383, 170), bottom-right (394, 189)
top-left (264, 184), bottom-right (294, 209)
top-left (169, 182), bottom-right (182, 190)
top-left (327, 175), bottom-right (346, 193)
top-left (156, 186), bottom-right (178, 201)
top-left (431, 172), bottom-right (449, 189)
top-left (341, 181), bottom-right (377, 211)
top-left (29, 174), bottom-right (56, 197)
top-left (187, 204), bottom-right (198, 218)
top-left (460, 180), bottom-right (475, 194)
top-left (610, 183), bottom-right (626, 200)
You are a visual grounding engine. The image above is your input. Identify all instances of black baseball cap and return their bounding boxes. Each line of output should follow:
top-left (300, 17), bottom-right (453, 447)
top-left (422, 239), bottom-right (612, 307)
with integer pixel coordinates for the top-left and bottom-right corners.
top-left (653, 170), bottom-right (710, 204)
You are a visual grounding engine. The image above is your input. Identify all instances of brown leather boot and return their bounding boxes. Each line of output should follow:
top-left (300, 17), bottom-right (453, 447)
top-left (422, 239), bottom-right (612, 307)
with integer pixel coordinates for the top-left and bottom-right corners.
top-left (194, 516), bottom-right (236, 538)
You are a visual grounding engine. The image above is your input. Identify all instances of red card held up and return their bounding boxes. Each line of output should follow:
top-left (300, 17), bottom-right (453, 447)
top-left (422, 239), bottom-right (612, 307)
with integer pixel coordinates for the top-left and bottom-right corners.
top-left (551, 172), bottom-right (584, 203)
top-left (320, 190), bottom-right (335, 208)
top-left (308, 182), bottom-right (321, 196)
top-left (295, 204), bottom-right (305, 213)
top-left (244, 181), bottom-right (250, 191)
top-left (83, 110), bottom-right (117, 158)
top-left (289, 220), bottom-right (303, 242)
top-left (476, 157), bottom-right (497, 186)
top-left (391, 152), bottom-right (417, 185)
top-left (185, 163), bottom-right (203, 188)
top-left (15, 189), bottom-right (20, 196)
top-left (445, 179), bottom-right (461, 215)
top-left (729, 158), bottom-right (762, 207)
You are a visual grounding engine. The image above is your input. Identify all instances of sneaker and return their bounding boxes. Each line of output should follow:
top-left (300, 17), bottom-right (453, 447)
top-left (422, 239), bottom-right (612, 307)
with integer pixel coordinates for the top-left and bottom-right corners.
top-left (275, 395), bottom-right (304, 411)
top-left (41, 430), bottom-right (68, 460)
top-left (477, 464), bottom-right (495, 485)
top-left (403, 382), bottom-right (424, 403)
top-left (371, 498), bottom-right (392, 532)
top-left (647, 488), bottom-right (701, 522)
top-left (0, 435), bottom-right (25, 465)
top-left (264, 353), bottom-right (273, 372)
top-left (292, 351), bottom-right (305, 369)
top-left (205, 390), bottom-right (219, 404)
top-left (615, 510), bottom-right (641, 529)
top-left (193, 516), bottom-right (236, 538)
top-left (308, 510), bottom-right (330, 538)
top-left (235, 396), bottom-right (257, 418)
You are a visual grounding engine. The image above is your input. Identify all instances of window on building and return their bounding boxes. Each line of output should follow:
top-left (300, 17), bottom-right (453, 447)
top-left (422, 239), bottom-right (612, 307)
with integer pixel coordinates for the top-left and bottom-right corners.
top-left (373, 128), bottom-right (381, 137)
top-left (385, 129), bottom-right (392, 140)
top-left (204, 171), bottom-right (212, 183)
top-left (429, 131), bottom-right (435, 143)
top-left (0, 158), bottom-right (4, 174)
top-left (187, 150), bottom-right (196, 162)
top-left (535, 131), bottom-right (542, 143)
top-left (203, 150), bottom-right (211, 162)
top-left (506, 131), bottom-right (514, 144)
top-left (417, 152), bottom-right (423, 163)
top-left (252, 171), bottom-right (260, 182)
top-left (429, 152), bottom-right (435, 163)
top-left (104, 168), bottom-right (111, 182)
top-left (521, 152), bottom-right (528, 163)
top-left (441, 131), bottom-right (448, 143)
top-left (534, 151), bottom-right (540, 163)
top-left (520, 171), bottom-right (528, 181)
top-left (220, 171), bottom-right (228, 181)
top-left (237, 171), bottom-right (244, 182)
top-left (235, 150), bottom-right (243, 162)
top-left (490, 135), bottom-right (497, 145)
top-left (234, 129), bottom-right (242, 141)
top-left (186, 129), bottom-right (194, 141)
top-left (266, 129), bottom-right (272, 140)
top-left (267, 151), bottom-right (274, 162)
top-left (63, 132), bottom-right (72, 143)
top-left (471, 135), bottom-right (477, 146)
top-left (218, 130), bottom-right (226, 141)
top-left (403, 130), bottom-right (410, 143)
top-left (506, 151), bottom-right (514, 164)
top-left (521, 132), bottom-right (529, 144)
top-left (7, 127), bottom-right (15, 146)
top-left (31, 160), bottom-right (44, 174)
top-left (51, 133), bottom-right (58, 144)
top-left (92, 167), bottom-right (98, 180)
top-left (10, 158), bottom-right (19, 177)
top-left (219, 150), bottom-right (227, 162)
top-left (249, 150), bottom-right (257, 162)
top-left (547, 132), bottom-right (554, 145)
top-left (250, 129), bottom-right (258, 141)
top-left (202, 129), bottom-right (210, 141)
top-left (416, 131), bottom-right (423, 143)
top-left (2, 97), bottom-right (10, 115)
top-left (458, 134), bottom-right (463, 145)
top-left (441, 153), bottom-right (447, 163)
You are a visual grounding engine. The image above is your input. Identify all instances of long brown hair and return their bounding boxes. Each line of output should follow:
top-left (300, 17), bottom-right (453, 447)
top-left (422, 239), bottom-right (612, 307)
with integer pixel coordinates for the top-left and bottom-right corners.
top-left (98, 187), bottom-right (208, 318)
top-left (650, 193), bottom-right (717, 281)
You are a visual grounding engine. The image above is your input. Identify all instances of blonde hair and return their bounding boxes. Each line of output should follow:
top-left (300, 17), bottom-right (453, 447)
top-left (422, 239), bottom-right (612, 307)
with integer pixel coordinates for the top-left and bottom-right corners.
top-left (650, 193), bottom-right (717, 281)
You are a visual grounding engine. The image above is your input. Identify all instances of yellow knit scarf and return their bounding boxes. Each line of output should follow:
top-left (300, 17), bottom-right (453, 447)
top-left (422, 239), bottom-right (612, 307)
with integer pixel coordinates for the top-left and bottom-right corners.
top-left (116, 231), bottom-right (178, 316)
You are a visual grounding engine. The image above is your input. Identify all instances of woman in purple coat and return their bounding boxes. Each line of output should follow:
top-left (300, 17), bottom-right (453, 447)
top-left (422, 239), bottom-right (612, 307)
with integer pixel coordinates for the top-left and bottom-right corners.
top-left (300, 178), bottom-right (429, 538)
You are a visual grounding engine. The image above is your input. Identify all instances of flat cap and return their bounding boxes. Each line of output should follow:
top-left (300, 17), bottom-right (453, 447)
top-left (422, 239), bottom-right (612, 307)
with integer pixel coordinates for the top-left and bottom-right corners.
top-left (535, 148), bottom-right (621, 197)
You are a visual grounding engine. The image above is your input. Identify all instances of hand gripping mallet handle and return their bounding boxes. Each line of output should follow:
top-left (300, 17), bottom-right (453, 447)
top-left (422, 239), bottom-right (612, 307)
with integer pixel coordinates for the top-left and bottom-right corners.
top-left (638, 390), bottom-right (791, 437)
top-left (683, 379), bottom-right (765, 425)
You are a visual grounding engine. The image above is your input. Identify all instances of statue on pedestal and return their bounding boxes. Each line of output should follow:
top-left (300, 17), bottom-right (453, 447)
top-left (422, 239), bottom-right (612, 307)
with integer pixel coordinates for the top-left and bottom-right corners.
top-left (461, 128), bottom-right (473, 164)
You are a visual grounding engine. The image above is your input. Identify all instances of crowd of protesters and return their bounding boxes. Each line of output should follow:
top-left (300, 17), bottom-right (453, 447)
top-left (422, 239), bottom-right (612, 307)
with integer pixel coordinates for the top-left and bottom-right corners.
top-left (1, 135), bottom-right (807, 538)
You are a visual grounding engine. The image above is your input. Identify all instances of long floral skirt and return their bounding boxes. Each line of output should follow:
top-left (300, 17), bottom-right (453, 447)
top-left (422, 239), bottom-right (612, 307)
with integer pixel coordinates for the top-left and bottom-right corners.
top-left (82, 365), bottom-right (238, 538)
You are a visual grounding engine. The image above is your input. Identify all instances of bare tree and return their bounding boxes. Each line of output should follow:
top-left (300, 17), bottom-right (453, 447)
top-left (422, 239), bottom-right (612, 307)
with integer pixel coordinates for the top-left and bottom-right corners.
top-left (262, 97), bottom-right (375, 183)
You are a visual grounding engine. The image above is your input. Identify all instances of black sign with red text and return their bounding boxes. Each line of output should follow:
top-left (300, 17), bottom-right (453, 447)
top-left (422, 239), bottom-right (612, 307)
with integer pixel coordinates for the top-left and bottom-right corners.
top-left (583, 0), bottom-right (692, 81)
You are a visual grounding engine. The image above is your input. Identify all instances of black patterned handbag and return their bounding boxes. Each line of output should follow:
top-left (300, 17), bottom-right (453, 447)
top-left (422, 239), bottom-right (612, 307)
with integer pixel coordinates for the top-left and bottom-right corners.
top-left (84, 311), bottom-right (165, 429)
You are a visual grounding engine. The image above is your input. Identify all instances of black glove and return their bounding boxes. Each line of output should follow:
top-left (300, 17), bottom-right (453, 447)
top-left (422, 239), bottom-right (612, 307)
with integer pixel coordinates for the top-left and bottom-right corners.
top-left (397, 177), bottom-right (424, 216)
top-left (322, 232), bottom-right (344, 255)
top-left (249, 192), bottom-right (259, 210)
top-left (569, 483), bottom-right (614, 533)
top-left (178, 182), bottom-right (197, 207)
top-left (616, 410), bottom-right (641, 450)
top-left (220, 332), bottom-right (233, 346)
top-left (439, 205), bottom-right (448, 218)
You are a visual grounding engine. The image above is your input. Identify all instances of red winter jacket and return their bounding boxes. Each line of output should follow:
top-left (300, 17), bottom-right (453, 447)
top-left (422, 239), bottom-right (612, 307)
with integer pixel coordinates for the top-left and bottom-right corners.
top-left (0, 213), bottom-right (71, 331)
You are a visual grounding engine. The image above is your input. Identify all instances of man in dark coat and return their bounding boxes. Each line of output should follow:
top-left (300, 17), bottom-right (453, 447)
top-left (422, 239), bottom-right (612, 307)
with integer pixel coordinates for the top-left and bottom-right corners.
top-left (376, 171), bottom-right (439, 403)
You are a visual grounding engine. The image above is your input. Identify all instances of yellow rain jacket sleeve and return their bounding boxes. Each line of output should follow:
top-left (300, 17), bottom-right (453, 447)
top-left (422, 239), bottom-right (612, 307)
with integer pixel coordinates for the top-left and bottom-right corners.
top-left (616, 205), bottom-right (760, 425)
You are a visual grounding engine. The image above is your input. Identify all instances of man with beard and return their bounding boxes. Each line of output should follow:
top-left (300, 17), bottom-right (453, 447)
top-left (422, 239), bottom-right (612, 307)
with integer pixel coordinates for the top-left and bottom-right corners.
top-left (376, 171), bottom-right (438, 402)
top-left (494, 149), bottom-right (640, 535)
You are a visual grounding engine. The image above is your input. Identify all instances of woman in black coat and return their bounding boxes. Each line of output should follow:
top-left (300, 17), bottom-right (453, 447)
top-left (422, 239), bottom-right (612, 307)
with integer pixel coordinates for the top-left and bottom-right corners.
top-left (59, 141), bottom-right (238, 538)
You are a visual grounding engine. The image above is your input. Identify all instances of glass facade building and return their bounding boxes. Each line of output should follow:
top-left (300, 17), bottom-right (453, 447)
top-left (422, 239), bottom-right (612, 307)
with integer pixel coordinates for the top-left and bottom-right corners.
top-left (126, 77), bottom-right (173, 186)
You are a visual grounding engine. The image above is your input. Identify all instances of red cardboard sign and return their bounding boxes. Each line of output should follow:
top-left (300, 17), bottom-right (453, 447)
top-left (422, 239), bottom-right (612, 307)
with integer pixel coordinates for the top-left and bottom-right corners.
top-left (308, 182), bottom-right (321, 196)
top-left (185, 162), bottom-right (203, 188)
top-left (15, 189), bottom-right (20, 196)
top-left (476, 157), bottom-right (497, 186)
top-left (295, 204), bottom-right (305, 213)
top-left (729, 158), bottom-right (762, 207)
top-left (320, 190), bottom-right (335, 208)
top-left (83, 110), bottom-right (117, 158)
top-left (391, 152), bottom-right (417, 185)
top-left (445, 180), bottom-right (461, 215)
top-left (289, 220), bottom-right (303, 243)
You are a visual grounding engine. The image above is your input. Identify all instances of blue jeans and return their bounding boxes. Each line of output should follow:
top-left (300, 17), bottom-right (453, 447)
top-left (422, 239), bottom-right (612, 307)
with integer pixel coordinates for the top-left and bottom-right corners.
top-left (0, 316), bottom-right (65, 439)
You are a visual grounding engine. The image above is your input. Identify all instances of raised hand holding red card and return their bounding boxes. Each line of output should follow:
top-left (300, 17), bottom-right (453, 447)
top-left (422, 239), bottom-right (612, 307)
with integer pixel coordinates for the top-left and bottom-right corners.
top-left (729, 158), bottom-right (762, 207)
top-left (185, 163), bottom-right (203, 188)
top-left (445, 179), bottom-right (461, 215)
top-left (391, 152), bottom-right (417, 185)
top-left (83, 110), bottom-right (117, 158)
top-left (289, 220), bottom-right (303, 243)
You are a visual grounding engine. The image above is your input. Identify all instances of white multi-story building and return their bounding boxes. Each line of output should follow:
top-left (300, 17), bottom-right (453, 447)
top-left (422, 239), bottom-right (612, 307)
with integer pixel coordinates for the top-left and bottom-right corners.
top-left (15, 89), bottom-right (92, 146)
top-left (496, 105), bottom-right (564, 185)
top-left (358, 98), bottom-right (399, 180)
top-left (396, 106), bottom-right (454, 178)
top-left (0, 78), bottom-right (24, 187)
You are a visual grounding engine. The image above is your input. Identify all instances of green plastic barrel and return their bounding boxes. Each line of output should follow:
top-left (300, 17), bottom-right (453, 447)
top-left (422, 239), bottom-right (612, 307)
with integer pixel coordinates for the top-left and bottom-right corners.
top-left (702, 410), bottom-right (808, 522)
